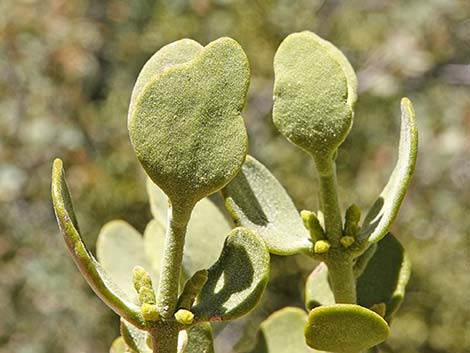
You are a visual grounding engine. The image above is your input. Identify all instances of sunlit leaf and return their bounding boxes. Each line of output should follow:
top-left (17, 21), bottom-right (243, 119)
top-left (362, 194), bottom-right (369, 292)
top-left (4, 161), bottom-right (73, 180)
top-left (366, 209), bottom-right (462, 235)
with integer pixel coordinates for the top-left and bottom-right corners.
top-left (109, 337), bottom-right (128, 353)
top-left (129, 37), bottom-right (249, 208)
top-left (273, 31), bottom-right (357, 171)
top-left (97, 220), bottom-right (155, 302)
top-left (223, 155), bottom-right (312, 255)
top-left (356, 233), bottom-right (411, 321)
top-left (51, 159), bottom-right (144, 328)
top-left (192, 228), bottom-right (270, 322)
top-left (304, 304), bottom-right (389, 353)
top-left (304, 262), bottom-right (335, 311)
top-left (249, 307), bottom-right (320, 353)
top-left (360, 98), bottom-right (418, 243)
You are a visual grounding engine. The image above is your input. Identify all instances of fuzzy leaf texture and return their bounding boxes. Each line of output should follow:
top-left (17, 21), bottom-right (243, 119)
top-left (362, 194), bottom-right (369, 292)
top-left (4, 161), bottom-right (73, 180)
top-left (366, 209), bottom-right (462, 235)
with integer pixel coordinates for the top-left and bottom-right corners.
top-left (360, 98), bottom-right (418, 243)
top-left (128, 37), bottom-right (250, 208)
top-left (249, 307), bottom-right (322, 353)
top-left (273, 31), bottom-right (357, 172)
top-left (51, 159), bottom-right (145, 328)
top-left (192, 227), bottom-right (270, 322)
top-left (96, 221), bottom-right (156, 302)
top-left (223, 155), bottom-right (312, 255)
top-left (304, 304), bottom-right (390, 353)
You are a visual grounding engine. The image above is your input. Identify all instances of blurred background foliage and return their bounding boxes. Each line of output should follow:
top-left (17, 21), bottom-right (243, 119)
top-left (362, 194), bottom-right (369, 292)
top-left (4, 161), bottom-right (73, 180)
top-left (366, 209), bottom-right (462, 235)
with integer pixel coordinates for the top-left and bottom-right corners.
top-left (0, 0), bottom-right (469, 352)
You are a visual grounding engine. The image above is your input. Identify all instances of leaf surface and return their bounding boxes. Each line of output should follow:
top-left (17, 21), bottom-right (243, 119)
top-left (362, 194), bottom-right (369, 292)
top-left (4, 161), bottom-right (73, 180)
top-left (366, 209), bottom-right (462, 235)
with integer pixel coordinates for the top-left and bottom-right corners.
top-left (223, 156), bottom-right (311, 255)
top-left (192, 228), bottom-right (270, 322)
top-left (304, 262), bottom-right (335, 311)
top-left (185, 323), bottom-right (215, 353)
top-left (249, 307), bottom-right (320, 353)
top-left (97, 220), bottom-right (155, 302)
top-left (304, 304), bottom-right (389, 353)
top-left (273, 31), bottom-right (357, 169)
top-left (356, 233), bottom-right (411, 321)
top-left (129, 37), bottom-right (250, 207)
top-left (360, 98), bottom-right (418, 243)
top-left (51, 159), bottom-right (144, 328)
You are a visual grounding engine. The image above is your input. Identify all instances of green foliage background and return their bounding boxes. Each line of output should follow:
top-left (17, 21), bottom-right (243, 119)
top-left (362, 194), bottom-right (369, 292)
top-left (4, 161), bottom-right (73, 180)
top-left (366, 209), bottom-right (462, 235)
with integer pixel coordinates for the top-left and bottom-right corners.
top-left (0, 0), bottom-right (468, 352)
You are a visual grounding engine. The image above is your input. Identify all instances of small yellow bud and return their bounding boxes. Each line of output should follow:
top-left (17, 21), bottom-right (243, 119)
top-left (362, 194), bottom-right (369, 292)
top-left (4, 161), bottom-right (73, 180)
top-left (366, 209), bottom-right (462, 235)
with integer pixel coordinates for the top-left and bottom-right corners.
top-left (139, 286), bottom-right (156, 305)
top-left (344, 204), bottom-right (361, 237)
top-left (340, 236), bottom-right (355, 248)
top-left (301, 210), bottom-right (326, 241)
top-left (314, 240), bottom-right (331, 254)
top-left (133, 266), bottom-right (153, 292)
top-left (174, 309), bottom-right (194, 325)
top-left (141, 303), bottom-right (160, 321)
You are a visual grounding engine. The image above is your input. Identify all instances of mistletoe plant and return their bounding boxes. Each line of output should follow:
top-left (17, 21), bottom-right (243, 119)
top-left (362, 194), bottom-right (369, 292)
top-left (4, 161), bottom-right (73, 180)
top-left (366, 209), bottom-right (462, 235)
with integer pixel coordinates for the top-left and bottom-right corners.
top-left (51, 31), bottom-right (417, 353)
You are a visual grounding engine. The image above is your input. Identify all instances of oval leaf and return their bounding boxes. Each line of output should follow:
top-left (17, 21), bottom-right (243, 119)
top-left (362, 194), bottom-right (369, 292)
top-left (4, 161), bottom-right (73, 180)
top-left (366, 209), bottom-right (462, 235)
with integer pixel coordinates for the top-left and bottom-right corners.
top-left (356, 233), bottom-right (411, 321)
top-left (305, 262), bottom-right (335, 311)
top-left (305, 304), bottom-right (390, 353)
top-left (249, 307), bottom-right (320, 353)
top-left (360, 98), bottom-right (418, 243)
top-left (192, 227), bottom-right (270, 322)
top-left (185, 323), bottom-right (215, 353)
top-left (129, 37), bottom-right (249, 208)
top-left (223, 155), bottom-right (312, 255)
top-left (273, 31), bottom-right (357, 170)
top-left (143, 219), bottom-right (166, 284)
top-left (97, 220), bottom-right (155, 302)
top-left (51, 159), bottom-right (144, 328)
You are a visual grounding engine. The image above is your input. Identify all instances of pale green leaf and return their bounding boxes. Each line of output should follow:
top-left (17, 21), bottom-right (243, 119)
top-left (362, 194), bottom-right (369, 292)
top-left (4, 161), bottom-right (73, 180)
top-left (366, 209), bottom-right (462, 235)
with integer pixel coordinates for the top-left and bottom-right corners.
top-left (143, 219), bottom-right (166, 284)
top-left (249, 307), bottom-right (320, 353)
top-left (304, 262), bottom-right (335, 311)
top-left (185, 323), bottom-right (215, 353)
top-left (146, 178), bottom-right (168, 223)
top-left (223, 155), bottom-right (312, 255)
top-left (273, 31), bottom-right (357, 171)
top-left (129, 39), bottom-right (203, 114)
top-left (51, 159), bottom-right (144, 328)
top-left (360, 98), bottom-right (418, 243)
top-left (192, 227), bottom-right (270, 322)
top-left (121, 320), bottom-right (151, 353)
top-left (304, 304), bottom-right (390, 353)
top-left (97, 220), bottom-right (155, 302)
top-left (109, 337), bottom-right (128, 353)
top-left (129, 37), bottom-right (249, 208)
top-left (356, 233), bottom-right (411, 322)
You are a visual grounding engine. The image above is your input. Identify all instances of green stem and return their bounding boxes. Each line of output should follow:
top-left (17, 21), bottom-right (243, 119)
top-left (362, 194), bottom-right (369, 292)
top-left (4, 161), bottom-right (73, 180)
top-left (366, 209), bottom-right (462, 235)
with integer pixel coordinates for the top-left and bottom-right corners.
top-left (154, 203), bottom-right (191, 353)
top-left (316, 157), bottom-right (343, 243)
top-left (326, 254), bottom-right (356, 304)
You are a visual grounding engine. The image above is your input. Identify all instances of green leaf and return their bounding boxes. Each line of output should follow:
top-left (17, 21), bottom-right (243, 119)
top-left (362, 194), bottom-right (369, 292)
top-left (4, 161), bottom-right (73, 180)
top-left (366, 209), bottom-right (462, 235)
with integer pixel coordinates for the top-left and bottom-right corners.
top-left (356, 233), bottom-right (411, 322)
top-left (128, 37), bottom-right (250, 209)
top-left (121, 320), bottom-right (151, 353)
top-left (97, 220), bottom-right (155, 302)
top-left (273, 31), bottom-right (357, 171)
top-left (129, 39), bottom-right (203, 114)
top-left (143, 219), bottom-right (166, 284)
top-left (360, 98), bottom-right (418, 243)
top-left (185, 323), bottom-right (215, 353)
top-left (304, 304), bottom-right (390, 353)
top-left (51, 159), bottom-right (144, 328)
top-left (192, 227), bottom-right (270, 322)
top-left (144, 182), bottom-right (231, 278)
top-left (109, 337), bottom-right (128, 353)
top-left (304, 262), bottom-right (335, 311)
top-left (249, 307), bottom-right (320, 353)
top-left (223, 155), bottom-right (312, 255)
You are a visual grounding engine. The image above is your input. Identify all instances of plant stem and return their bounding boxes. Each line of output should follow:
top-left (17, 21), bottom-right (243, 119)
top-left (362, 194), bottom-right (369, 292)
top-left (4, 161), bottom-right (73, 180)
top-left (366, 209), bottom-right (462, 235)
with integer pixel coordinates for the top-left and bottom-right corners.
top-left (154, 202), bottom-right (191, 353)
top-left (326, 254), bottom-right (357, 304)
top-left (316, 157), bottom-right (343, 243)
